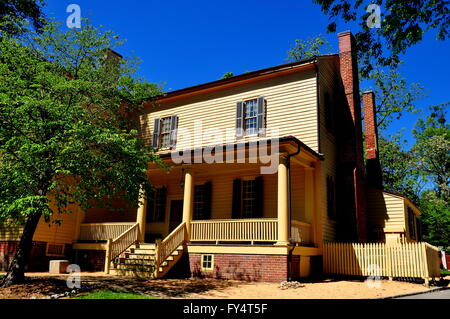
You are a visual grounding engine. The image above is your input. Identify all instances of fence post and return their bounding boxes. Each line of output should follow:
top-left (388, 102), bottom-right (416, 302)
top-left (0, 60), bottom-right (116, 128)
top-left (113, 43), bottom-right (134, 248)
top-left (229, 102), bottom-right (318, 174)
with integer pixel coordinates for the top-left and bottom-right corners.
top-left (104, 238), bottom-right (112, 274)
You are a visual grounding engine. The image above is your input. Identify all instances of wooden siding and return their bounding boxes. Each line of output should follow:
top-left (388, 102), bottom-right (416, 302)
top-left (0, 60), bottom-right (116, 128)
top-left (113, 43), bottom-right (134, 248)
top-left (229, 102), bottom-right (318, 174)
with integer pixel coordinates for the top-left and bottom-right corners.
top-left (366, 189), bottom-right (406, 234)
top-left (317, 57), bottom-right (339, 242)
top-left (140, 70), bottom-right (319, 153)
top-left (1, 204), bottom-right (83, 245)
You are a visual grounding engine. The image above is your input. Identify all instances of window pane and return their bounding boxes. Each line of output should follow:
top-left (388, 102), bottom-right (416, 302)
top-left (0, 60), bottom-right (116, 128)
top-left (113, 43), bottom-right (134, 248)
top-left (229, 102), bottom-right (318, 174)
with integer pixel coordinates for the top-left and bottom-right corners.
top-left (244, 99), bottom-right (258, 135)
top-left (242, 180), bottom-right (256, 218)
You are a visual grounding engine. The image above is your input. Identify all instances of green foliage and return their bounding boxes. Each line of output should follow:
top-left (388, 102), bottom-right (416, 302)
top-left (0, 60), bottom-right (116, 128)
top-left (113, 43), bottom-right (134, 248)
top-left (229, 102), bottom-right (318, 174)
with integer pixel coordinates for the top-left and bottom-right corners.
top-left (221, 72), bottom-right (234, 79)
top-left (287, 34), bottom-right (332, 61)
top-left (0, 19), bottom-right (162, 226)
top-left (365, 67), bottom-right (425, 130)
top-left (314, 0), bottom-right (450, 77)
top-left (419, 190), bottom-right (450, 247)
top-left (74, 290), bottom-right (157, 299)
top-left (378, 134), bottom-right (424, 203)
top-left (0, 0), bottom-right (45, 34)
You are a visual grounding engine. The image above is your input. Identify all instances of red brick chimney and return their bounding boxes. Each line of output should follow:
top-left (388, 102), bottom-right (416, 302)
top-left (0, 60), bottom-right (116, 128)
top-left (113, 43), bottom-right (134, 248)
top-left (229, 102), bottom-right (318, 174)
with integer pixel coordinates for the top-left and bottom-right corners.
top-left (363, 91), bottom-right (383, 189)
top-left (338, 31), bottom-right (367, 242)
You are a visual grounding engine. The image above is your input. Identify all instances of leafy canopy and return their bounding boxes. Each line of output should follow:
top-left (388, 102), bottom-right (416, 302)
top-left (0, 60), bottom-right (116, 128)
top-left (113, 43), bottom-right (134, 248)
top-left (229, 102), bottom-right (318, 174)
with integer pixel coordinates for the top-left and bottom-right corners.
top-left (314, 0), bottom-right (450, 77)
top-left (0, 19), bottom-right (162, 225)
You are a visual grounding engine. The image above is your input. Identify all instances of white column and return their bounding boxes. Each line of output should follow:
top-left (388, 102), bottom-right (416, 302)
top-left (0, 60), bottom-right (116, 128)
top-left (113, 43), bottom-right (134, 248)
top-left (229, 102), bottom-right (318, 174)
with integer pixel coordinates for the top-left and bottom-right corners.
top-left (277, 156), bottom-right (289, 245)
top-left (182, 168), bottom-right (194, 240)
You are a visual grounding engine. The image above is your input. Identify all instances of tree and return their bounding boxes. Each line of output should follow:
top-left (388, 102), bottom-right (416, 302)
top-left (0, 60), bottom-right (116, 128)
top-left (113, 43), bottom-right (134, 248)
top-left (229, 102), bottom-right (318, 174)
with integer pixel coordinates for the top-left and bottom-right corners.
top-left (314, 0), bottom-right (450, 77)
top-left (365, 67), bottom-right (425, 130)
top-left (0, 0), bottom-right (45, 34)
top-left (0, 20), bottom-right (162, 287)
top-left (287, 34), bottom-right (332, 61)
top-left (378, 134), bottom-right (424, 203)
top-left (221, 72), bottom-right (234, 79)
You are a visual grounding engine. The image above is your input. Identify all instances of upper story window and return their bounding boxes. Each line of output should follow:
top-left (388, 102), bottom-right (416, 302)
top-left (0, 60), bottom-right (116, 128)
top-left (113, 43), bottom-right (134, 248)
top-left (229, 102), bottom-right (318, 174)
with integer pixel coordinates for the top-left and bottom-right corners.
top-left (232, 177), bottom-right (263, 219)
top-left (152, 115), bottom-right (178, 150)
top-left (236, 96), bottom-right (266, 138)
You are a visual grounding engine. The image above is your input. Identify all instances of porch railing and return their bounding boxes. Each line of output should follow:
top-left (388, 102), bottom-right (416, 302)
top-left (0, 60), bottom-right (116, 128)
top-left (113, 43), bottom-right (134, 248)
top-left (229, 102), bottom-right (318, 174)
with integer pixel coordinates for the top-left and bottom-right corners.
top-left (104, 222), bottom-right (139, 273)
top-left (79, 222), bottom-right (135, 241)
top-left (191, 218), bottom-right (278, 242)
top-left (290, 220), bottom-right (313, 245)
top-left (155, 222), bottom-right (187, 274)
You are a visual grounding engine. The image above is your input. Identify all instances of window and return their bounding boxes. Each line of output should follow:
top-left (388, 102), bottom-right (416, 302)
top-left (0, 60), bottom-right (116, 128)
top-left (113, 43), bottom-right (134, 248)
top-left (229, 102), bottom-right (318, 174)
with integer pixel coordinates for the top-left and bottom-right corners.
top-left (159, 116), bottom-right (172, 148)
top-left (193, 182), bottom-right (212, 220)
top-left (408, 207), bottom-right (417, 240)
top-left (232, 177), bottom-right (263, 219)
top-left (244, 99), bottom-right (258, 135)
top-left (152, 115), bottom-right (178, 150)
top-left (327, 176), bottom-right (336, 220)
top-left (235, 97), bottom-right (266, 138)
top-left (46, 243), bottom-right (65, 257)
top-left (147, 187), bottom-right (167, 222)
top-left (201, 254), bottom-right (214, 271)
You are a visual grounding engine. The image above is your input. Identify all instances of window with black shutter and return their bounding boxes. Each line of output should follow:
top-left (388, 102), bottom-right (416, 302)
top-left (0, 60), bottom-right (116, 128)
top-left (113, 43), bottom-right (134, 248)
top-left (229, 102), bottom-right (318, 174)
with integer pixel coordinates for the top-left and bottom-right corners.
top-left (236, 97), bottom-right (266, 138)
top-left (193, 182), bottom-right (212, 220)
top-left (147, 187), bottom-right (167, 222)
top-left (152, 115), bottom-right (178, 150)
top-left (232, 177), bottom-right (263, 218)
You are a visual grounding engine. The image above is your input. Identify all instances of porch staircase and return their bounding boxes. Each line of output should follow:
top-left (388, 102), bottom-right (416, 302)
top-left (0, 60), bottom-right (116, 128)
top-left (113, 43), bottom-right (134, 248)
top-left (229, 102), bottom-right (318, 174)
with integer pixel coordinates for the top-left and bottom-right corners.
top-left (110, 242), bottom-right (185, 278)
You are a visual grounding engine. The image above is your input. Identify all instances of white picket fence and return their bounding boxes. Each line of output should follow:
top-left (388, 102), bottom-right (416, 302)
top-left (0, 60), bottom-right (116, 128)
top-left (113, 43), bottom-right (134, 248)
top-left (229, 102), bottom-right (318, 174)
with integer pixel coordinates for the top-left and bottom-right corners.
top-left (323, 242), bottom-right (441, 284)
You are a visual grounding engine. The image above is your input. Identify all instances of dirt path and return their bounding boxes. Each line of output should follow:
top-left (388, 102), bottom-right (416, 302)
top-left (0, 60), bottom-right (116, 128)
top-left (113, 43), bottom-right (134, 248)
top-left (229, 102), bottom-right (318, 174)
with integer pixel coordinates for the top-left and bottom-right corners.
top-left (0, 272), bottom-right (434, 299)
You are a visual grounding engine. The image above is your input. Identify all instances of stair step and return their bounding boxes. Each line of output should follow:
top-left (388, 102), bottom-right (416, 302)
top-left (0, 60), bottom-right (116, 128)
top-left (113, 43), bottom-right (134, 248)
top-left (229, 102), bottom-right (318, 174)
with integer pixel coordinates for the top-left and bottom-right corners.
top-left (115, 263), bottom-right (156, 271)
top-left (122, 259), bottom-right (156, 265)
top-left (110, 269), bottom-right (156, 278)
top-left (126, 253), bottom-right (156, 260)
top-left (131, 248), bottom-right (156, 254)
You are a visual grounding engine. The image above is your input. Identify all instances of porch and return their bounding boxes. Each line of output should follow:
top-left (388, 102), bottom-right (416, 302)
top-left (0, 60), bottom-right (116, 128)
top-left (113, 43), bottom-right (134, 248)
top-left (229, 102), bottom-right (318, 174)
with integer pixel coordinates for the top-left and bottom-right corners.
top-left (73, 140), bottom-right (322, 277)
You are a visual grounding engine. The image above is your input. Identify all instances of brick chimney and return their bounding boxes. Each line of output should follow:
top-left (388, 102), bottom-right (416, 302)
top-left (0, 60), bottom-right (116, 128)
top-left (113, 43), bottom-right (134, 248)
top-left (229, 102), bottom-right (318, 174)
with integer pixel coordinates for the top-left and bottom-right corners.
top-left (363, 91), bottom-right (383, 189)
top-left (338, 31), bottom-right (367, 242)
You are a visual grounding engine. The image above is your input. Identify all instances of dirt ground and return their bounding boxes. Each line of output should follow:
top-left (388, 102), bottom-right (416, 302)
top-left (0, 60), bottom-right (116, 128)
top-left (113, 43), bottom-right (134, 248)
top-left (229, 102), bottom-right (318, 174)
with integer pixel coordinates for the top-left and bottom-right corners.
top-left (0, 272), bottom-right (441, 299)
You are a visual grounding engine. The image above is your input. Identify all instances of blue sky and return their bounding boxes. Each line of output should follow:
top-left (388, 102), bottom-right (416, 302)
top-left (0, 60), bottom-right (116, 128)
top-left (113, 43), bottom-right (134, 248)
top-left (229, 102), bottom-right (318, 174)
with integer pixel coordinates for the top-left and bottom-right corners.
top-left (43, 0), bottom-right (449, 146)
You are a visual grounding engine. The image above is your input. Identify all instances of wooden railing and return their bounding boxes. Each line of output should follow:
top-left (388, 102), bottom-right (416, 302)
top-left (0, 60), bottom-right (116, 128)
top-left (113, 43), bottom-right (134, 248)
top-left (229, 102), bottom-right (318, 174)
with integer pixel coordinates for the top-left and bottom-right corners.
top-left (155, 222), bottom-right (187, 273)
top-left (79, 222), bottom-right (135, 241)
top-left (104, 223), bottom-right (139, 273)
top-left (290, 220), bottom-right (313, 245)
top-left (323, 242), bottom-right (442, 285)
top-left (191, 218), bottom-right (278, 242)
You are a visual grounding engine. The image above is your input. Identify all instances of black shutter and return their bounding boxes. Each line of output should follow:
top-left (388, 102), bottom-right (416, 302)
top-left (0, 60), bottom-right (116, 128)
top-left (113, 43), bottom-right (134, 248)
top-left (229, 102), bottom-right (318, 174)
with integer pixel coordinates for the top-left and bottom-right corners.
top-left (232, 179), bottom-right (241, 218)
top-left (169, 115), bottom-right (178, 149)
top-left (152, 118), bottom-right (161, 150)
top-left (204, 182), bottom-right (212, 220)
top-left (236, 101), bottom-right (244, 139)
top-left (256, 96), bottom-right (265, 137)
top-left (254, 176), bottom-right (264, 218)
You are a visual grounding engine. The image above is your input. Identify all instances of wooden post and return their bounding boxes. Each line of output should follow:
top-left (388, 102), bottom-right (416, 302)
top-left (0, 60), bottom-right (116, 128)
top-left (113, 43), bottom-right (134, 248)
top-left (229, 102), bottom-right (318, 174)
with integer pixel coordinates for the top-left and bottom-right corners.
top-left (104, 238), bottom-right (112, 274)
top-left (276, 156), bottom-right (289, 245)
top-left (182, 168), bottom-right (194, 241)
top-left (136, 187), bottom-right (147, 243)
top-left (154, 239), bottom-right (161, 277)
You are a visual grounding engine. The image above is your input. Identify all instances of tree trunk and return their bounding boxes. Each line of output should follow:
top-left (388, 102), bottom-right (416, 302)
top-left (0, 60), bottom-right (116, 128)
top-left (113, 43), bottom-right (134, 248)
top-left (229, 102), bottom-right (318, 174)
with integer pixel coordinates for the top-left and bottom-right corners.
top-left (0, 211), bottom-right (43, 288)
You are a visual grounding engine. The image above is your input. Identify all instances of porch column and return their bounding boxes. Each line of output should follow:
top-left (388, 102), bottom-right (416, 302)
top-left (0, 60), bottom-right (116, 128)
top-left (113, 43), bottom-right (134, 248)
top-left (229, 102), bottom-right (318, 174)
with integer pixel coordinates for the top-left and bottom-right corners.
top-left (277, 155), bottom-right (290, 245)
top-left (136, 187), bottom-right (147, 242)
top-left (182, 168), bottom-right (194, 240)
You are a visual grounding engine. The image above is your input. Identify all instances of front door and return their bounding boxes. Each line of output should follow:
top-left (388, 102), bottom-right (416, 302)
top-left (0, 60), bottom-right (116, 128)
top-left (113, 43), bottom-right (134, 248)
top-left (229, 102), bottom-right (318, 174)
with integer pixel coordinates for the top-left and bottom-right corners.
top-left (169, 200), bottom-right (184, 233)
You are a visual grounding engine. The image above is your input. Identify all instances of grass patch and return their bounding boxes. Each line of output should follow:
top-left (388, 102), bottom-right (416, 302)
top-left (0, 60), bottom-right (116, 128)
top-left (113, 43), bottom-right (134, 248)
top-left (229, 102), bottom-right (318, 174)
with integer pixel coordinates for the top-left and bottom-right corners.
top-left (0, 275), bottom-right (4, 280)
top-left (74, 290), bottom-right (157, 299)
top-left (441, 270), bottom-right (450, 276)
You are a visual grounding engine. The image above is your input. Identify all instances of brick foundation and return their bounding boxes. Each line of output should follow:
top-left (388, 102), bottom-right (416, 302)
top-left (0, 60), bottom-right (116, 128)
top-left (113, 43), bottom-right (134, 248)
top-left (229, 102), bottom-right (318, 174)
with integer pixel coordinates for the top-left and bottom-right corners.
top-left (189, 253), bottom-right (289, 282)
top-left (73, 250), bottom-right (106, 271)
top-left (0, 241), bottom-right (73, 272)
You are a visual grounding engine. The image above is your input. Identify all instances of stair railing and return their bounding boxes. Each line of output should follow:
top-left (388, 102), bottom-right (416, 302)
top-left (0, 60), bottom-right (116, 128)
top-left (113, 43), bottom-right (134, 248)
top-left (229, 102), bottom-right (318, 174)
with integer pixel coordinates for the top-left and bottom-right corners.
top-left (104, 222), bottom-right (139, 274)
top-left (154, 222), bottom-right (187, 275)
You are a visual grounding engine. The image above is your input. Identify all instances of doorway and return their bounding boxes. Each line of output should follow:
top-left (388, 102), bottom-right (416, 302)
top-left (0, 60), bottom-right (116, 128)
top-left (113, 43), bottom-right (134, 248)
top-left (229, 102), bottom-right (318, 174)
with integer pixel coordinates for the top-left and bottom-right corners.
top-left (169, 200), bottom-right (184, 233)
